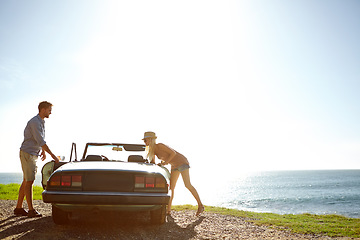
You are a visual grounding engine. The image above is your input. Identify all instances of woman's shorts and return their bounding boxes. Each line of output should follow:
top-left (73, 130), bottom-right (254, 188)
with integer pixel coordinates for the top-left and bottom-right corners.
top-left (172, 164), bottom-right (190, 173)
top-left (20, 150), bottom-right (38, 181)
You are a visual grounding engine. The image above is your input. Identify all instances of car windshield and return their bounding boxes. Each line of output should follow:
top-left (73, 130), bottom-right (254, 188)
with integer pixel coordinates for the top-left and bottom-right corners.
top-left (85, 144), bottom-right (146, 162)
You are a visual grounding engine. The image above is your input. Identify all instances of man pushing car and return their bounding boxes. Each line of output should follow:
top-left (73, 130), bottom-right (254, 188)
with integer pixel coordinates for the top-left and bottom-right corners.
top-left (14, 101), bottom-right (59, 217)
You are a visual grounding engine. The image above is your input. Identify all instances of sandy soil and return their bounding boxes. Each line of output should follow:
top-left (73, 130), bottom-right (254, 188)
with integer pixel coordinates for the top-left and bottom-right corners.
top-left (0, 200), bottom-right (356, 240)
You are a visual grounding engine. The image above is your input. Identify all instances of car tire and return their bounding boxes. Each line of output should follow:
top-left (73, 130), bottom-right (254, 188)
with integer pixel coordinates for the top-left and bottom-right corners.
top-left (52, 205), bottom-right (70, 225)
top-left (150, 205), bottom-right (166, 225)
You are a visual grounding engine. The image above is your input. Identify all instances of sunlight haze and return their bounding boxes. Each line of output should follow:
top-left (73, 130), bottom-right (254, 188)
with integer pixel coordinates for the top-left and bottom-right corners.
top-left (1, 0), bottom-right (359, 179)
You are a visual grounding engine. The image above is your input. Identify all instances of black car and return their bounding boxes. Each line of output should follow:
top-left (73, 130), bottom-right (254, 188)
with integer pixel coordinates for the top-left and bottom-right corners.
top-left (41, 142), bottom-right (170, 225)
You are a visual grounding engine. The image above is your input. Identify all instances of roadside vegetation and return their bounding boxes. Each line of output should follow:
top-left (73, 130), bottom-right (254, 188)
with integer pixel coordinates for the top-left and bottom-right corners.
top-left (1, 184), bottom-right (359, 238)
top-left (174, 205), bottom-right (360, 238)
top-left (0, 183), bottom-right (43, 200)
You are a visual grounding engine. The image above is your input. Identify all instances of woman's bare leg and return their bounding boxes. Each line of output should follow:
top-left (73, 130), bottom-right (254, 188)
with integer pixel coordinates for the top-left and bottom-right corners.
top-left (168, 170), bottom-right (181, 214)
top-left (181, 169), bottom-right (204, 215)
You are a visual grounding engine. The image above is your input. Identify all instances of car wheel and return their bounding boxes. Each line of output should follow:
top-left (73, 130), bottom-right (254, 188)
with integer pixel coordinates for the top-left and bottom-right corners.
top-left (52, 205), bottom-right (70, 225)
top-left (150, 205), bottom-right (166, 225)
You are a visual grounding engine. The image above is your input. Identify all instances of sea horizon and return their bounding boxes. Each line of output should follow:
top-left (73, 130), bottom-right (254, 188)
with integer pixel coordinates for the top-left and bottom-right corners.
top-left (2, 167), bottom-right (360, 174)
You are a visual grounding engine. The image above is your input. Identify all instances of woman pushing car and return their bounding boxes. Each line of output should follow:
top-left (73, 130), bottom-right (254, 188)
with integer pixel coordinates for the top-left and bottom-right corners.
top-left (142, 131), bottom-right (204, 216)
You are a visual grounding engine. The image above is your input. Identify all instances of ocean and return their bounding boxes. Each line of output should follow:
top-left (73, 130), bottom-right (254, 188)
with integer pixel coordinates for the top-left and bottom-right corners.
top-left (1, 170), bottom-right (359, 218)
top-left (0, 173), bottom-right (42, 186)
top-left (207, 169), bottom-right (360, 219)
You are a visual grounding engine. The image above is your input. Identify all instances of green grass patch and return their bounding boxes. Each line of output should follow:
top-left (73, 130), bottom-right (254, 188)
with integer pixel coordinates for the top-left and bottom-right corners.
top-left (0, 183), bottom-right (43, 200)
top-left (173, 205), bottom-right (360, 238)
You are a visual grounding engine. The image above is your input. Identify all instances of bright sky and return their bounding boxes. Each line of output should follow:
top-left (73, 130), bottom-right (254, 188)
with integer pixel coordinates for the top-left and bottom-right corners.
top-left (1, 0), bottom-right (360, 177)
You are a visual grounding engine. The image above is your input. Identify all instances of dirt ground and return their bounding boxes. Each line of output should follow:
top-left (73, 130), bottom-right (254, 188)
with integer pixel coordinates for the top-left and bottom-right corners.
top-left (0, 200), bottom-right (357, 240)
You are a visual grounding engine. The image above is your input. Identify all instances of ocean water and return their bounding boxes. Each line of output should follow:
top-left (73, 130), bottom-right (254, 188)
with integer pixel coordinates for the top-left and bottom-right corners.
top-left (0, 173), bottom-right (42, 186)
top-left (1, 170), bottom-right (359, 218)
top-left (210, 170), bottom-right (360, 218)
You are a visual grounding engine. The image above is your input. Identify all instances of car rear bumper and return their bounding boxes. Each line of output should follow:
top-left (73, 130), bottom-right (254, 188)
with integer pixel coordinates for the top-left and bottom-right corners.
top-left (42, 190), bottom-right (170, 205)
top-left (52, 203), bottom-right (164, 212)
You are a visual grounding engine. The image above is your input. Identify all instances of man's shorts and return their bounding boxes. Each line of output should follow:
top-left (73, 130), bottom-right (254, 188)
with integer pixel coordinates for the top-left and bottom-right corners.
top-left (20, 150), bottom-right (38, 181)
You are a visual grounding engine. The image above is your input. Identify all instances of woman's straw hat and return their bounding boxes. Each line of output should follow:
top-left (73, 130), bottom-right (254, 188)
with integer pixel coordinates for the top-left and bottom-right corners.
top-left (142, 131), bottom-right (157, 140)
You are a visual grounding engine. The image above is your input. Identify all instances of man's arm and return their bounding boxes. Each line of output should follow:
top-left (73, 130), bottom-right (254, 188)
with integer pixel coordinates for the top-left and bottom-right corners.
top-left (41, 144), bottom-right (59, 163)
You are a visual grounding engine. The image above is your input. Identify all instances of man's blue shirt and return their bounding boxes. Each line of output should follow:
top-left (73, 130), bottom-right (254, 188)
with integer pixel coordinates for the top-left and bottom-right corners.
top-left (20, 114), bottom-right (46, 156)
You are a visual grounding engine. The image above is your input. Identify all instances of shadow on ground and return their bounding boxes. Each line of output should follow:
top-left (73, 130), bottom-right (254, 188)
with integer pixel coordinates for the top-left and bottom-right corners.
top-left (0, 211), bottom-right (205, 240)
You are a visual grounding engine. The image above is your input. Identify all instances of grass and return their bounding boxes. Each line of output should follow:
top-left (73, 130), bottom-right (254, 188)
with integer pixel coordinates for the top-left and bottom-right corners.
top-left (0, 183), bottom-right (43, 200)
top-left (1, 184), bottom-right (359, 238)
top-left (173, 205), bottom-right (360, 238)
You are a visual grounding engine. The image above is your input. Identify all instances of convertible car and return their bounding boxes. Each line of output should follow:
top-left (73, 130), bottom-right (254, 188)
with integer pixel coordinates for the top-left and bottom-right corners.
top-left (41, 142), bottom-right (170, 225)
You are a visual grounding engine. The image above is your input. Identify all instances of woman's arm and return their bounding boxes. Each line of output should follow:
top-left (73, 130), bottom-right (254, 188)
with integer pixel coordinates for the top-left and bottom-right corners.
top-left (157, 143), bottom-right (176, 165)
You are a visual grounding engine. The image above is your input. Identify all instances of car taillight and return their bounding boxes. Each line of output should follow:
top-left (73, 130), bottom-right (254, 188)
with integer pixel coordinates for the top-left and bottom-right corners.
top-left (49, 175), bottom-right (60, 186)
top-left (155, 177), bottom-right (166, 188)
top-left (135, 175), bottom-right (168, 191)
top-left (61, 176), bottom-right (71, 186)
top-left (48, 174), bottom-right (82, 188)
top-left (72, 175), bottom-right (82, 187)
top-left (135, 176), bottom-right (145, 188)
top-left (146, 177), bottom-right (155, 188)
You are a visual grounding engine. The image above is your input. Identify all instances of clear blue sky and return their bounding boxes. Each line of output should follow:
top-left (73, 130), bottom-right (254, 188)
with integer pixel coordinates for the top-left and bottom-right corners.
top-left (1, 0), bottom-right (359, 174)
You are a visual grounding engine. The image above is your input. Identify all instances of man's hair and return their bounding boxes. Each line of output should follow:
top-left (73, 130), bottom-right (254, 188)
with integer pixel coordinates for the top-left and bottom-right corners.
top-left (38, 101), bottom-right (53, 112)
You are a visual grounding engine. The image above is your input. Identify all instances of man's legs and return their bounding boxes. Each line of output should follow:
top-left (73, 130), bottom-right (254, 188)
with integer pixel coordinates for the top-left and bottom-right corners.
top-left (15, 179), bottom-right (34, 211)
top-left (24, 180), bottom-right (34, 210)
top-left (16, 180), bottom-right (26, 209)
top-left (16, 151), bottom-right (41, 217)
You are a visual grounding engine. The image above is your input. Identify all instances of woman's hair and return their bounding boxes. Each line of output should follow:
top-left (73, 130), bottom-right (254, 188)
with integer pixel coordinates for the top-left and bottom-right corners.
top-left (146, 137), bottom-right (157, 163)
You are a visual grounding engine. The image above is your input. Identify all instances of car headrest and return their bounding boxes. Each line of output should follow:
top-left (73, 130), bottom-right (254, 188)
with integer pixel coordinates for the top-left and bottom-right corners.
top-left (84, 155), bottom-right (103, 161)
top-left (128, 155), bottom-right (145, 163)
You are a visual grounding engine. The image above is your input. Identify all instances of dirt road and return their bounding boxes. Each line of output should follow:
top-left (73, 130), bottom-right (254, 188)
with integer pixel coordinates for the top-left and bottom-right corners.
top-left (0, 200), bottom-right (353, 240)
